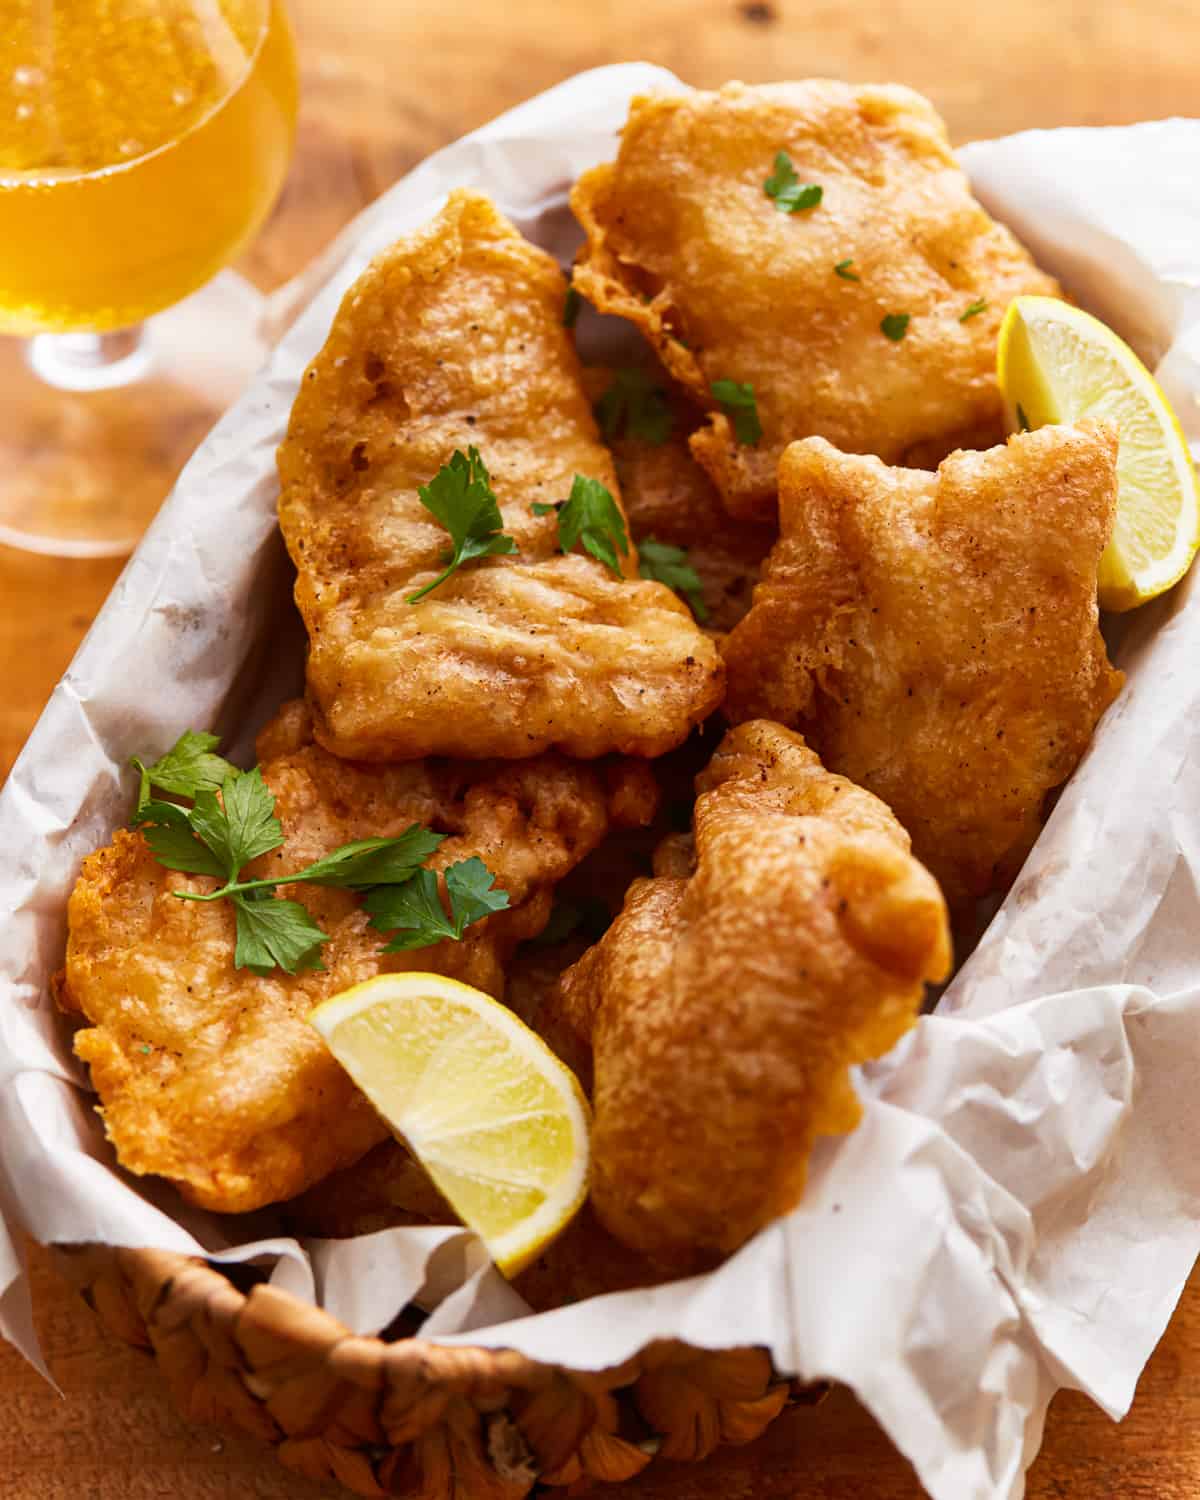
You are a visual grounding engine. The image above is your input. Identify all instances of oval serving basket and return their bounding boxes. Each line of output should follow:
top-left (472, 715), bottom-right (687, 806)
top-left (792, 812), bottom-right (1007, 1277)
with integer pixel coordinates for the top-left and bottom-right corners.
top-left (52, 1243), bottom-right (806, 1496)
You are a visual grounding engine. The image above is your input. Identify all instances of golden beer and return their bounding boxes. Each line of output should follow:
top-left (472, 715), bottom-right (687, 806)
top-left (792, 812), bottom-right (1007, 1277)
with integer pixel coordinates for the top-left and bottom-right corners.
top-left (0, 0), bottom-right (299, 334)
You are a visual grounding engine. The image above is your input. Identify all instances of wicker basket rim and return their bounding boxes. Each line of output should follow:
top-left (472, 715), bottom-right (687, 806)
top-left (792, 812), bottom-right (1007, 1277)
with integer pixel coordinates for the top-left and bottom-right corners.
top-left (50, 1239), bottom-right (800, 1497)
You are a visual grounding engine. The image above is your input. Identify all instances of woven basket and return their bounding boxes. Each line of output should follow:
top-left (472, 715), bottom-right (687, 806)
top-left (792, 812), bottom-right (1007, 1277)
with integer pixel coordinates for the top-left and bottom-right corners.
top-left (51, 1242), bottom-right (812, 1497)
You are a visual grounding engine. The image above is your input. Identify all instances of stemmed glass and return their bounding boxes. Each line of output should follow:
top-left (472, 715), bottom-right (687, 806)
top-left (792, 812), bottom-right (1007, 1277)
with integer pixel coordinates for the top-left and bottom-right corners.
top-left (0, 0), bottom-right (299, 555)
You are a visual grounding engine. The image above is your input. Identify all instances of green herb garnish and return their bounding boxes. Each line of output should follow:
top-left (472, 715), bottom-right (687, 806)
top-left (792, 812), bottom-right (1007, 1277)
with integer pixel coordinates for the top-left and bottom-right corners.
top-left (132, 733), bottom-right (506, 974)
top-left (711, 379), bottom-right (763, 445)
top-left (364, 858), bottom-right (509, 953)
top-left (880, 313), bottom-right (910, 342)
top-left (131, 730), bottom-right (239, 814)
top-left (595, 368), bottom-right (673, 445)
top-left (960, 298), bottom-right (988, 322)
top-left (408, 447), bottom-right (518, 604)
top-left (834, 259), bottom-right (860, 281)
top-left (637, 537), bottom-right (708, 623)
top-left (764, 152), bottom-right (823, 214)
top-left (533, 475), bottom-right (629, 577)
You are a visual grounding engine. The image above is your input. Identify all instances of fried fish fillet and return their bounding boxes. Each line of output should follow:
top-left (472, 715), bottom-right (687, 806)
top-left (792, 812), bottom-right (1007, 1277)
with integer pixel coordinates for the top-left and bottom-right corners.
top-left (572, 81), bottom-right (1058, 521)
top-left (723, 424), bottom-right (1124, 910)
top-left (57, 700), bottom-right (657, 1213)
top-left (586, 365), bottom-right (775, 631)
top-left (556, 721), bottom-right (951, 1269)
top-left (278, 190), bottom-right (723, 762)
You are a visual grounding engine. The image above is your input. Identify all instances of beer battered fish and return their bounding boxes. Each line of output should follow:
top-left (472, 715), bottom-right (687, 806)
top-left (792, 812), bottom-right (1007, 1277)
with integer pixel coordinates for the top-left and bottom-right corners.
top-left (556, 721), bottom-right (951, 1270)
top-left (572, 81), bottom-right (1058, 521)
top-left (56, 700), bottom-right (657, 1214)
top-left (278, 190), bottom-right (722, 763)
top-left (723, 424), bottom-right (1124, 910)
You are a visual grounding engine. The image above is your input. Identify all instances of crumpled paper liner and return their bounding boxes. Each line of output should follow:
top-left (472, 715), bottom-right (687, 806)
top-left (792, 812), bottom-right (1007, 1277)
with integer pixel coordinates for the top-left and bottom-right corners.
top-left (2, 63), bottom-right (1199, 1500)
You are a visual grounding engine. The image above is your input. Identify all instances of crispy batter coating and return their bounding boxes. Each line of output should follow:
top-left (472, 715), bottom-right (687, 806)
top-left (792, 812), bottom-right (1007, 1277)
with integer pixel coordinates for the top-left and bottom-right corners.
top-left (58, 700), bottom-right (657, 1213)
top-left (572, 81), bottom-right (1058, 521)
top-left (557, 721), bottom-right (951, 1269)
top-left (586, 365), bottom-right (775, 632)
top-left (278, 190), bottom-right (723, 762)
top-left (723, 424), bottom-right (1124, 910)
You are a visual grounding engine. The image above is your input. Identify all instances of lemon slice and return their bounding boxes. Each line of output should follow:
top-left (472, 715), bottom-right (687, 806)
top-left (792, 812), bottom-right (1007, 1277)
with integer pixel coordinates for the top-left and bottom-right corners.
top-left (309, 973), bottom-right (590, 1276)
top-left (997, 295), bottom-right (1200, 611)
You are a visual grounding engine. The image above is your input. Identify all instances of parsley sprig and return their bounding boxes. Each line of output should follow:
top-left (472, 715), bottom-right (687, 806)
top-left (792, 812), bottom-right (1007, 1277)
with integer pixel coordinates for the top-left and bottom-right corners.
top-left (638, 537), bottom-right (708, 622)
top-left (130, 734), bottom-right (508, 974)
top-left (711, 379), bottom-right (763, 445)
top-left (533, 475), bottom-right (629, 577)
top-left (363, 860), bottom-right (508, 952)
top-left (764, 152), bottom-right (823, 214)
top-left (595, 369), bottom-right (673, 446)
top-left (408, 447), bottom-right (518, 604)
top-left (132, 730), bottom-right (237, 814)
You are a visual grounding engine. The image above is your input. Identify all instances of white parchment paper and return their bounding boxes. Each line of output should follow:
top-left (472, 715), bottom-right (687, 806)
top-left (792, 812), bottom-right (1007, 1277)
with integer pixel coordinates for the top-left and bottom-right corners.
top-left (2, 64), bottom-right (1200, 1500)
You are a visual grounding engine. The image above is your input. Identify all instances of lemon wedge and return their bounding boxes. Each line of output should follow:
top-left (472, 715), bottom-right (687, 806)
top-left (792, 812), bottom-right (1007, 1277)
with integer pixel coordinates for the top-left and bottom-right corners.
top-left (309, 973), bottom-right (590, 1276)
top-left (997, 294), bottom-right (1200, 611)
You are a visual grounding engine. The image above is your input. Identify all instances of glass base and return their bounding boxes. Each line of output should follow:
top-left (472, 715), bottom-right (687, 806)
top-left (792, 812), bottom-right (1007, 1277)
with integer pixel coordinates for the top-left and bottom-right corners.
top-left (0, 272), bottom-right (267, 558)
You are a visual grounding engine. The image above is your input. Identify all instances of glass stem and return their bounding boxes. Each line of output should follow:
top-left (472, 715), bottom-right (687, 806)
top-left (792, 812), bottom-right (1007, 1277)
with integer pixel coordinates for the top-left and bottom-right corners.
top-left (26, 324), bottom-right (152, 392)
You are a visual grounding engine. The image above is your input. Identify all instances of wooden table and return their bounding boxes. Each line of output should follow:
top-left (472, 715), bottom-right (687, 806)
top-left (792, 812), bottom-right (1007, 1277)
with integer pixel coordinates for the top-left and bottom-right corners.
top-left (3, 2), bottom-right (1198, 1494)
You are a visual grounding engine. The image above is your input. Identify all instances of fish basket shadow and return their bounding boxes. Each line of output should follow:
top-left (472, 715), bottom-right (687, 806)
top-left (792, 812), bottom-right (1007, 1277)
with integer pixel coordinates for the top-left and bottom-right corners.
top-left (52, 1243), bottom-right (818, 1497)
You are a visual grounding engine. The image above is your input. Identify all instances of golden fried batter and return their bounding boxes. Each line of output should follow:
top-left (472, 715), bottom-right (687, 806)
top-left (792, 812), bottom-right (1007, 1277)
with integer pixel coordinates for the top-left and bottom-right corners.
top-left (278, 190), bottom-right (722, 762)
top-left (572, 82), bottom-right (1058, 521)
top-left (557, 721), bottom-right (951, 1269)
top-left (58, 700), bottom-right (657, 1214)
top-left (723, 425), bottom-right (1124, 910)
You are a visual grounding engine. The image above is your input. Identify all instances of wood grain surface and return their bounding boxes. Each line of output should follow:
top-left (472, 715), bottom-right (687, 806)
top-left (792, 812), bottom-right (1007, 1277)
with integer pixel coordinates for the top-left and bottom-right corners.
top-left (2, 2), bottom-right (1197, 1495)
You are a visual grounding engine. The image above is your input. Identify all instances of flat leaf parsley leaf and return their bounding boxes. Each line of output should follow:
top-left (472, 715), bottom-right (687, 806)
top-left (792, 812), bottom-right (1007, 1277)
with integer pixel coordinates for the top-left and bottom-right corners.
top-left (232, 891), bottom-right (328, 976)
top-left (764, 152), bottom-right (823, 214)
top-left (637, 537), bottom-right (708, 622)
top-left (364, 857), bottom-right (510, 952)
top-left (132, 799), bottom-right (228, 879)
top-left (595, 368), bottom-right (673, 445)
top-left (880, 313), bottom-right (911, 342)
top-left (711, 379), bottom-right (763, 445)
top-left (285, 828), bottom-right (446, 890)
top-left (193, 767), bottom-right (284, 882)
top-left (533, 475), bottom-right (630, 578)
top-left (131, 739), bottom-right (507, 974)
top-left (131, 729), bottom-right (238, 813)
top-left (408, 446), bottom-right (518, 604)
